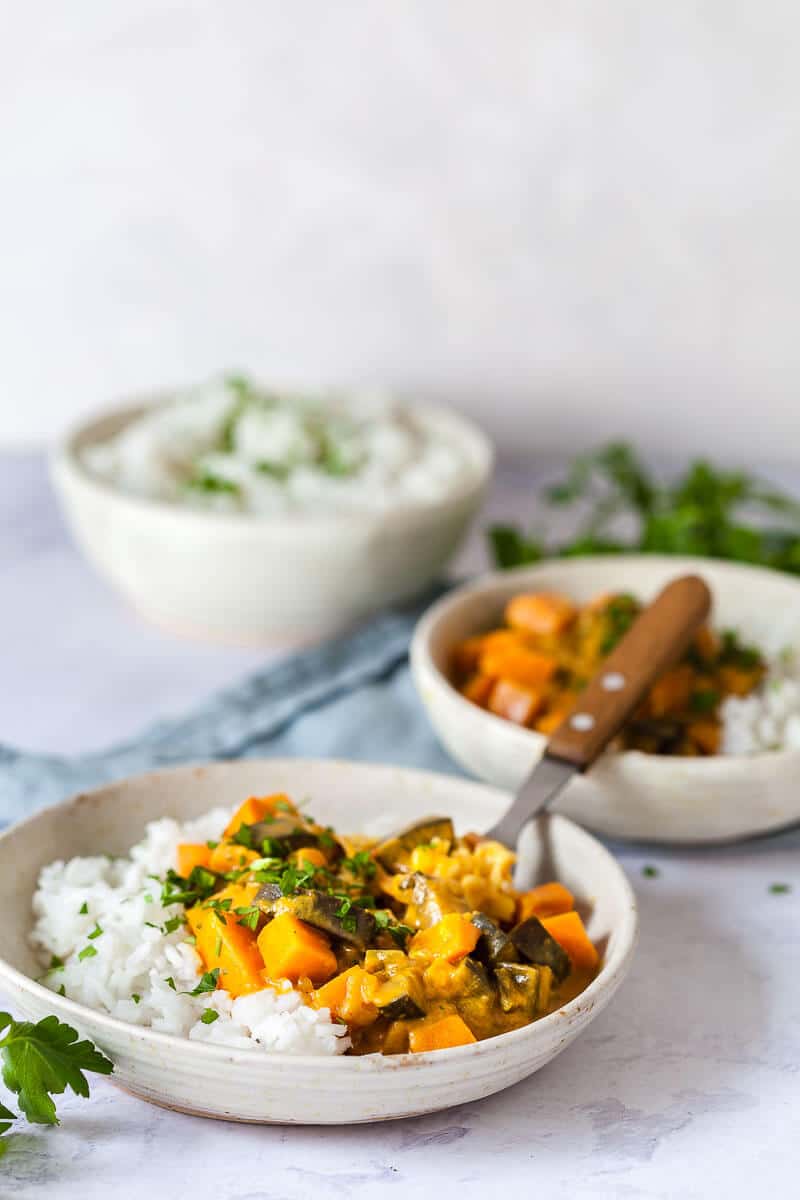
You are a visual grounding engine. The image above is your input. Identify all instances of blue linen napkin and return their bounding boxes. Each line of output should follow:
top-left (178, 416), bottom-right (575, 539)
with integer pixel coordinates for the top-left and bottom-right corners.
top-left (0, 591), bottom-right (465, 826)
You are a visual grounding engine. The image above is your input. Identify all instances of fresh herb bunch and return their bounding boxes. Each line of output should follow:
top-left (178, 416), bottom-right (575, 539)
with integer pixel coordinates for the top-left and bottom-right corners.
top-left (0, 1011), bottom-right (113, 1153)
top-left (489, 443), bottom-right (800, 572)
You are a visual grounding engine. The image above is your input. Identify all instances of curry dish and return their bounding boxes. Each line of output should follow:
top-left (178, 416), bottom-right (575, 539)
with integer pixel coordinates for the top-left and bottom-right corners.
top-left (452, 590), bottom-right (765, 756)
top-left (174, 795), bottom-right (599, 1054)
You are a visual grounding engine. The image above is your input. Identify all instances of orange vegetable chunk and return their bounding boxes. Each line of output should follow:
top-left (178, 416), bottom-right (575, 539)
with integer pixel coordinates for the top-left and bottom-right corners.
top-left (409, 913), bottom-right (480, 963)
top-left (257, 914), bottom-right (338, 986)
top-left (224, 793), bottom-right (296, 838)
top-left (177, 843), bottom-right (212, 877)
top-left (488, 678), bottom-right (543, 725)
top-left (209, 842), bottom-right (259, 874)
top-left (517, 881), bottom-right (575, 922)
top-left (310, 964), bottom-right (380, 1025)
top-left (540, 911), bottom-right (599, 970)
top-left (480, 644), bottom-right (557, 691)
top-left (290, 845), bottom-right (328, 869)
top-left (462, 674), bottom-right (496, 707)
top-left (535, 700), bottom-right (576, 736)
top-left (505, 592), bottom-right (576, 637)
top-left (687, 718), bottom-right (720, 755)
top-left (646, 665), bottom-right (693, 718)
top-left (409, 1013), bottom-right (477, 1053)
top-left (186, 882), bottom-right (264, 998)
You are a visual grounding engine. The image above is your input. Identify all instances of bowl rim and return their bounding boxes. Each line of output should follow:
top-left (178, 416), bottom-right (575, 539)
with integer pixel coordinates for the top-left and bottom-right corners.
top-left (410, 554), bottom-right (800, 771)
top-left (51, 394), bottom-right (495, 531)
top-left (0, 758), bottom-right (637, 1071)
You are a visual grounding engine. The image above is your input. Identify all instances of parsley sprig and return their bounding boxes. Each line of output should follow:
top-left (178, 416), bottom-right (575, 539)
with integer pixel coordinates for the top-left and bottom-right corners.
top-left (0, 1011), bottom-right (113, 1152)
top-left (490, 443), bottom-right (800, 573)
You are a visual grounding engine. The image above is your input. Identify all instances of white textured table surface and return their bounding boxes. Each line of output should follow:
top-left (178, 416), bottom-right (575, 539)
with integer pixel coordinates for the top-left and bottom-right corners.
top-left (1, 453), bottom-right (798, 1199)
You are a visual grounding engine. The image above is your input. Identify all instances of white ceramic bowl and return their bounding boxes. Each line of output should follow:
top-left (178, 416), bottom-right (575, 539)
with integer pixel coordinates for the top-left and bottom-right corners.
top-left (0, 759), bottom-right (636, 1124)
top-left (411, 556), bottom-right (800, 845)
top-left (51, 400), bottom-right (493, 644)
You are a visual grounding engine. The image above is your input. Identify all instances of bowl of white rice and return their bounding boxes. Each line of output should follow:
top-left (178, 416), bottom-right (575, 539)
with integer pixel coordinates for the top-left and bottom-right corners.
top-left (412, 555), bottom-right (800, 845)
top-left (0, 759), bottom-right (637, 1124)
top-left (51, 378), bottom-right (493, 643)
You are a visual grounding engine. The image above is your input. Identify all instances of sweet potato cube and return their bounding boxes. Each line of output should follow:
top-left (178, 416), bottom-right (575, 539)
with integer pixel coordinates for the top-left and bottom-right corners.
top-left (408, 913), bottom-right (480, 963)
top-left (488, 678), bottom-right (543, 725)
top-left (646, 665), bottom-right (693, 718)
top-left (311, 965), bottom-right (379, 1025)
top-left (208, 842), bottom-right (259, 874)
top-left (461, 674), bottom-right (495, 707)
top-left (177, 843), bottom-right (212, 877)
top-left (257, 913), bottom-right (338, 986)
top-left (540, 911), bottom-right (599, 970)
top-left (505, 592), bottom-right (576, 637)
top-left (409, 1013), bottom-right (477, 1053)
top-left (223, 793), bottom-right (296, 838)
top-left (186, 881), bottom-right (264, 998)
top-left (480, 644), bottom-right (557, 691)
top-left (517, 882), bottom-right (575, 922)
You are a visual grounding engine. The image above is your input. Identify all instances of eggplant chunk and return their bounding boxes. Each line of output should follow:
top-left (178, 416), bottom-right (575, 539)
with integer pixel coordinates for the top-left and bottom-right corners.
top-left (509, 917), bottom-right (571, 983)
top-left (495, 964), bottom-right (553, 1015)
top-left (470, 913), bottom-right (519, 965)
top-left (373, 971), bottom-right (426, 1020)
top-left (373, 817), bottom-right (455, 872)
top-left (257, 890), bottom-right (376, 949)
top-left (255, 882), bottom-right (283, 904)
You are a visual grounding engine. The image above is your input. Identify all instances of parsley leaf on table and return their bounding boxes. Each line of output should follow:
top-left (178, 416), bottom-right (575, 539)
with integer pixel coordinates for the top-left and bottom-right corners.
top-left (0, 1011), bottom-right (112, 1128)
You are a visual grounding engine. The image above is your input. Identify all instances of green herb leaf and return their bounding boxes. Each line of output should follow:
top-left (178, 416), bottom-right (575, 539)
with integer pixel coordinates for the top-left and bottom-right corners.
top-left (200, 1008), bottom-right (219, 1024)
top-left (489, 443), bottom-right (800, 576)
top-left (769, 882), bottom-right (791, 894)
top-left (131, 994), bottom-right (141, 1005)
top-left (0, 1011), bottom-right (113, 1125)
top-left (78, 902), bottom-right (88, 915)
top-left (641, 865), bottom-right (660, 878)
top-left (234, 905), bottom-right (261, 931)
top-left (165, 977), bottom-right (176, 991)
top-left (87, 924), bottom-right (103, 941)
top-left (78, 945), bottom-right (98, 961)
top-left (186, 969), bottom-right (220, 997)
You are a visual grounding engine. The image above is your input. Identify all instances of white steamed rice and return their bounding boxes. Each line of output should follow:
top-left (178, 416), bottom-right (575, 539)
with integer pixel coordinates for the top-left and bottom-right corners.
top-left (721, 652), bottom-right (800, 754)
top-left (30, 807), bottom-right (349, 1056)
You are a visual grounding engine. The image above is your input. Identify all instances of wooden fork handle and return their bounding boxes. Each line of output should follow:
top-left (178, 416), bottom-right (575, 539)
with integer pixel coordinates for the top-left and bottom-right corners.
top-left (545, 574), bottom-right (712, 770)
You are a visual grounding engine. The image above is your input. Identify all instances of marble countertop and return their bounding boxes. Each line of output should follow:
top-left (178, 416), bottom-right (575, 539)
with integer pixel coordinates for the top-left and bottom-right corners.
top-left (1, 453), bottom-right (798, 1199)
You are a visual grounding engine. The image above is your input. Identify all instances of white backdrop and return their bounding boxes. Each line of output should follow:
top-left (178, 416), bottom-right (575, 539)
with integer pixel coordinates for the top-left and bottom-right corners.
top-left (2, 1), bottom-right (799, 461)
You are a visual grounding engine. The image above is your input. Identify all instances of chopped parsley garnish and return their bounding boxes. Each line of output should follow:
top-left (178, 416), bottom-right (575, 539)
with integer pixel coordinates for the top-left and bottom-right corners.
top-left (641, 865), bottom-right (660, 878)
top-left (232, 824), bottom-right (254, 850)
top-left (234, 905), bottom-right (260, 931)
top-left (78, 902), bottom-right (88, 915)
top-left (78, 945), bottom-right (98, 961)
top-left (57, 985), bottom-right (66, 997)
top-left (317, 829), bottom-right (336, 850)
top-left (165, 977), bottom-right (176, 991)
top-left (184, 469), bottom-right (240, 497)
top-left (160, 866), bottom-right (219, 908)
top-left (131, 993), bottom-right (141, 1005)
top-left (200, 1008), bottom-right (219, 1024)
top-left (163, 916), bottom-right (183, 935)
top-left (373, 910), bottom-right (413, 946)
top-left (87, 924), bottom-right (103, 941)
top-left (187, 969), bottom-right (220, 996)
top-left (769, 882), bottom-right (791, 894)
top-left (143, 893), bottom-right (153, 904)
top-left (48, 955), bottom-right (64, 972)
top-left (342, 851), bottom-right (377, 881)
top-left (206, 840), bottom-right (219, 850)
top-left (689, 689), bottom-right (720, 713)
top-left (203, 896), bottom-right (232, 914)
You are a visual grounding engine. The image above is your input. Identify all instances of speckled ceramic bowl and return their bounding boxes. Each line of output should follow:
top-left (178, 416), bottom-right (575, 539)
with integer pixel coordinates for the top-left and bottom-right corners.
top-left (411, 556), bottom-right (800, 845)
top-left (0, 759), bottom-right (637, 1124)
